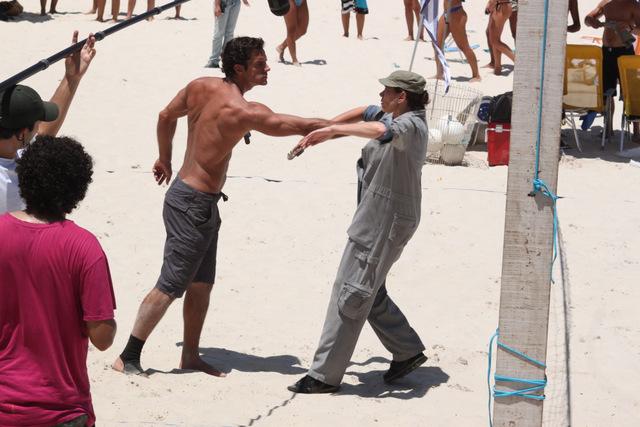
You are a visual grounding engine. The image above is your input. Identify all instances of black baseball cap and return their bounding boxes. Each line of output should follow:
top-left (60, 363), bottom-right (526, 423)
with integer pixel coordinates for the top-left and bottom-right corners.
top-left (0, 85), bottom-right (59, 130)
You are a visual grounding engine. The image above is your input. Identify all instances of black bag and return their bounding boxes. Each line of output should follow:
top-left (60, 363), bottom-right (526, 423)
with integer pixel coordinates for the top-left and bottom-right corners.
top-left (490, 91), bottom-right (513, 123)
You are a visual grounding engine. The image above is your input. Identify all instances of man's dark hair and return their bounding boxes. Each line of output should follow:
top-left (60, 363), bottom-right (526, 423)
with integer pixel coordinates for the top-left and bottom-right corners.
top-left (393, 88), bottom-right (430, 111)
top-left (16, 135), bottom-right (93, 222)
top-left (0, 124), bottom-right (34, 140)
top-left (221, 37), bottom-right (265, 79)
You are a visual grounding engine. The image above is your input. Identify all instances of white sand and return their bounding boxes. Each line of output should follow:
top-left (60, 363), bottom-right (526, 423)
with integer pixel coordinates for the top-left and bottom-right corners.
top-left (2, 0), bottom-right (639, 425)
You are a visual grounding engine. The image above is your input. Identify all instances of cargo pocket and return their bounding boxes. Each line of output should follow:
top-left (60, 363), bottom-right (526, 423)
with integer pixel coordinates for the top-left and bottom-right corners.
top-left (338, 281), bottom-right (373, 320)
top-left (388, 213), bottom-right (417, 248)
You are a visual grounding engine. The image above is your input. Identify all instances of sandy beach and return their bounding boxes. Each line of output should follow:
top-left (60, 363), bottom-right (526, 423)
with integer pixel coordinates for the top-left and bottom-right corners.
top-left (2, 0), bottom-right (640, 425)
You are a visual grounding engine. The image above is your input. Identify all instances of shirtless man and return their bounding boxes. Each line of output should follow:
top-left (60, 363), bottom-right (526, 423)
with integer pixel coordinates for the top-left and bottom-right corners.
top-left (586, 0), bottom-right (640, 139)
top-left (435, 0), bottom-right (480, 82)
top-left (112, 37), bottom-right (331, 376)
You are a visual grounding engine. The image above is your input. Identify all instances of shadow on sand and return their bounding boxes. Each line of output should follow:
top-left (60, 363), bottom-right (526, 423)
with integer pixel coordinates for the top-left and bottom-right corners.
top-left (337, 356), bottom-right (449, 399)
top-left (9, 12), bottom-right (53, 23)
top-left (144, 343), bottom-right (307, 376)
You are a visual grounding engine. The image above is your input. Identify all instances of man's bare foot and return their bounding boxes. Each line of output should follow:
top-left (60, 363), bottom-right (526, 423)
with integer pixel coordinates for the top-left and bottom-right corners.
top-left (357, 35), bottom-right (363, 40)
top-left (126, 13), bottom-right (133, 19)
top-left (86, 8), bottom-right (97, 14)
top-left (180, 355), bottom-right (226, 377)
top-left (49, 8), bottom-right (57, 13)
top-left (96, 16), bottom-right (105, 22)
top-left (111, 356), bottom-right (148, 376)
top-left (146, 15), bottom-right (154, 21)
top-left (493, 66), bottom-right (503, 76)
top-left (482, 63), bottom-right (495, 69)
top-left (404, 36), bottom-right (414, 41)
top-left (276, 45), bottom-right (285, 62)
top-left (292, 61), bottom-right (302, 67)
top-left (343, 32), bottom-right (348, 37)
top-left (470, 76), bottom-right (482, 82)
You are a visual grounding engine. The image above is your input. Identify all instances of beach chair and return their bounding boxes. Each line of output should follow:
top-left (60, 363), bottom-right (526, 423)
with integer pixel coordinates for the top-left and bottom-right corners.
top-left (562, 44), bottom-right (610, 151)
top-left (617, 55), bottom-right (640, 152)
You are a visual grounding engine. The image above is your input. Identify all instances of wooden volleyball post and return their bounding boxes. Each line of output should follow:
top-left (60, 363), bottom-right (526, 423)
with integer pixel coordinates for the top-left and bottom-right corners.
top-left (492, 0), bottom-right (569, 425)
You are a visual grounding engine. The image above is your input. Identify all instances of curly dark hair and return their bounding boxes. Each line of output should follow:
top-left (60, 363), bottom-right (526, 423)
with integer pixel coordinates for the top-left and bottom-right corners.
top-left (16, 135), bottom-right (93, 221)
top-left (221, 37), bottom-right (265, 79)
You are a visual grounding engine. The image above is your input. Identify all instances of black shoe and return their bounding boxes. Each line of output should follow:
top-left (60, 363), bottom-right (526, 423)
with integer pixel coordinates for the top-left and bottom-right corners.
top-left (204, 60), bottom-right (220, 68)
top-left (287, 375), bottom-right (340, 394)
top-left (383, 353), bottom-right (427, 383)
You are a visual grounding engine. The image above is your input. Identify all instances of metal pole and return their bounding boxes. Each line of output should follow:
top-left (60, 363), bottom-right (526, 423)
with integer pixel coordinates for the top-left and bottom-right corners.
top-left (0, 0), bottom-right (192, 93)
top-left (409, 18), bottom-right (425, 71)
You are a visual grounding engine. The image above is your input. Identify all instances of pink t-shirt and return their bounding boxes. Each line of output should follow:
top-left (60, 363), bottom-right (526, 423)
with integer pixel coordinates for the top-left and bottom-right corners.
top-left (0, 214), bottom-right (116, 427)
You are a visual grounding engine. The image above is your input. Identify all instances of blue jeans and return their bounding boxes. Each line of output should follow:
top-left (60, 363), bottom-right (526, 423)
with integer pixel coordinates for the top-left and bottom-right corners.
top-left (209, 0), bottom-right (241, 64)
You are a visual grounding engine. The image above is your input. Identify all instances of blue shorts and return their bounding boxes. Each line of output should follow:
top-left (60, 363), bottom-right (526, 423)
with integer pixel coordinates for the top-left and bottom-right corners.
top-left (341, 0), bottom-right (368, 14)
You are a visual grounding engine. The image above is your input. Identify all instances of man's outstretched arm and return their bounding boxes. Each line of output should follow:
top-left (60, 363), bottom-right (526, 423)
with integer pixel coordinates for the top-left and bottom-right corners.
top-left (245, 102), bottom-right (331, 137)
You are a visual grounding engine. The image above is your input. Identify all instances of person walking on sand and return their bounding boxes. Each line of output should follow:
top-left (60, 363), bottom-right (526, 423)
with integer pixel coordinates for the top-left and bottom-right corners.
top-left (276, 0), bottom-right (309, 66)
top-left (403, 0), bottom-right (424, 41)
top-left (112, 37), bottom-right (332, 377)
top-left (434, 0), bottom-right (480, 82)
top-left (288, 70), bottom-right (429, 394)
top-left (205, 0), bottom-right (250, 68)
top-left (126, 0), bottom-right (154, 20)
top-left (95, 0), bottom-right (120, 21)
top-left (340, 0), bottom-right (368, 40)
top-left (485, 0), bottom-right (515, 75)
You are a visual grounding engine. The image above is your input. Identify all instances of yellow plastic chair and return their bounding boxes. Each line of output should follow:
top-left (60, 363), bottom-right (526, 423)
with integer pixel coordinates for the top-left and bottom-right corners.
top-left (562, 44), bottom-right (610, 151)
top-left (618, 55), bottom-right (640, 152)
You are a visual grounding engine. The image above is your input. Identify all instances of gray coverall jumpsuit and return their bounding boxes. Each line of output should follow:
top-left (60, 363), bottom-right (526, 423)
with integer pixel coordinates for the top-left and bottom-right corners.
top-left (307, 105), bottom-right (428, 386)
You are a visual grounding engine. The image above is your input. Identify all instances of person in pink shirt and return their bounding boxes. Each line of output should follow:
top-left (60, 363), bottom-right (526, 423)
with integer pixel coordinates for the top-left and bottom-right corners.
top-left (0, 135), bottom-right (117, 427)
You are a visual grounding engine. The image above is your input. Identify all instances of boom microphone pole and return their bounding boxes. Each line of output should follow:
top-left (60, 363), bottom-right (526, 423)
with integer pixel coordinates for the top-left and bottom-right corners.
top-left (0, 0), bottom-right (191, 93)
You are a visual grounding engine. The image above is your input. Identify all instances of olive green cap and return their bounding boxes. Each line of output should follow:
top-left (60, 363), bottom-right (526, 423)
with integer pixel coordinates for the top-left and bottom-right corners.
top-left (378, 70), bottom-right (426, 94)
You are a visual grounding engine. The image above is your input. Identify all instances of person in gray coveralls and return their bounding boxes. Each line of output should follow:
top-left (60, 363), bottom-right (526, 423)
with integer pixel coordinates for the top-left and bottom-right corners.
top-left (288, 70), bottom-right (429, 394)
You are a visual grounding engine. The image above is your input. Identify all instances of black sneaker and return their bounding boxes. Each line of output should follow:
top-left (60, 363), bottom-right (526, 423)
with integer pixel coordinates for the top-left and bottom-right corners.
top-left (204, 60), bottom-right (220, 69)
top-left (287, 375), bottom-right (340, 394)
top-left (383, 353), bottom-right (427, 383)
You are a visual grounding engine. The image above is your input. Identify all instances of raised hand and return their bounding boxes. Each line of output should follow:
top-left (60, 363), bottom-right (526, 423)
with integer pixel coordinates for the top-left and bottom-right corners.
top-left (65, 31), bottom-right (97, 84)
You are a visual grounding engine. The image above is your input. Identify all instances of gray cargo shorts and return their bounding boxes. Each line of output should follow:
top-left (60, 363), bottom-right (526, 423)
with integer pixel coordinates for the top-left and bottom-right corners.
top-left (155, 177), bottom-right (224, 298)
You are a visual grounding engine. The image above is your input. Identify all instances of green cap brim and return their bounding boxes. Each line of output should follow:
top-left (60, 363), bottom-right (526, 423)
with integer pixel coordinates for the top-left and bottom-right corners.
top-left (42, 101), bottom-right (59, 122)
top-left (378, 77), bottom-right (401, 88)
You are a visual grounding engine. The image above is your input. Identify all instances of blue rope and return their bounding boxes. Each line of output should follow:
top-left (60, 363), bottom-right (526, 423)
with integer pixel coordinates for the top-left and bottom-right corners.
top-left (487, 329), bottom-right (547, 427)
top-left (527, 0), bottom-right (560, 283)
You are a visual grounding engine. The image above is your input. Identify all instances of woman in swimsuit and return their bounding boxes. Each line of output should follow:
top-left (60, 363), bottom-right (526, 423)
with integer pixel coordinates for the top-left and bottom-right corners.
top-left (485, 0), bottom-right (515, 75)
top-left (435, 0), bottom-right (480, 82)
top-left (403, 0), bottom-right (424, 41)
top-left (276, 0), bottom-right (309, 66)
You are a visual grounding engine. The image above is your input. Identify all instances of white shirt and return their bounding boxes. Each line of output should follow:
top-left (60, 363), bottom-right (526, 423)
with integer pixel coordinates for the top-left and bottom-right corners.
top-left (0, 148), bottom-right (25, 214)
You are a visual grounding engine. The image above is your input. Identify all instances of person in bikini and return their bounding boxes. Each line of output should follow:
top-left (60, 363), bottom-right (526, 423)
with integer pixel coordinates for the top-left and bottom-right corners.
top-left (276, 0), bottom-right (309, 66)
top-left (434, 0), bottom-right (480, 82)
top-left (484, 0), bottom-right (515, 75)
top-left (112, 37), bottom-right (332, 376)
